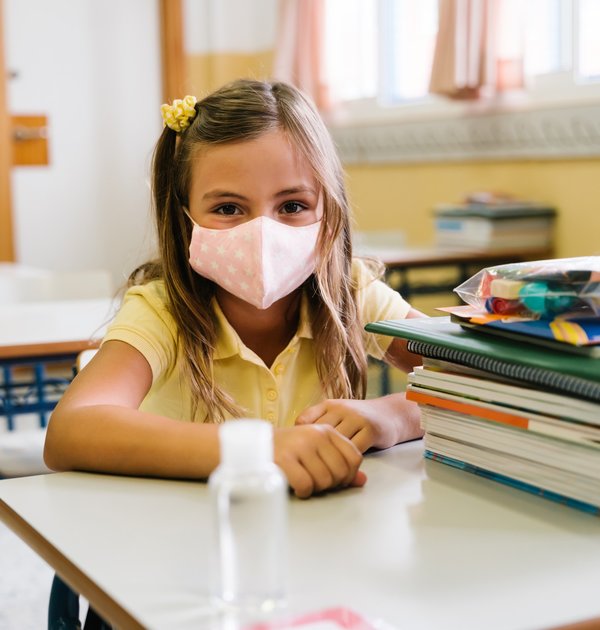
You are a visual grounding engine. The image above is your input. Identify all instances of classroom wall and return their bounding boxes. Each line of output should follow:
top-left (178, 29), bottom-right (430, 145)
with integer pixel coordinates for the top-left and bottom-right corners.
top-left (5, 0), bottom-right (161, 286)
top-left (180, 0), bottom-right (599, 262)
top-left (345, 159), bottom-right (600, 258)
top-left (5, 0), bottom-right (598, 290)
top-left (183, 0), bottom-right (276, 95)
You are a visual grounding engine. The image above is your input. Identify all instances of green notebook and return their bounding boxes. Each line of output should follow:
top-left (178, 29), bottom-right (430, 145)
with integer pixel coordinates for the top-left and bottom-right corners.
top-left (365, 316), bottom-right (600, 401)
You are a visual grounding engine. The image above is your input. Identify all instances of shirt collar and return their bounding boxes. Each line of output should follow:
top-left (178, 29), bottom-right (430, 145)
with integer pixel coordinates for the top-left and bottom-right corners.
top-left (212, 292), bottom-right (313, 361)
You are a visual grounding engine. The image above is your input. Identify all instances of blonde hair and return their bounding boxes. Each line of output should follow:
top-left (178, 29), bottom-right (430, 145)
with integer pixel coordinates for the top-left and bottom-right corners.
top-left (134, 79), bottom-right (368, 421)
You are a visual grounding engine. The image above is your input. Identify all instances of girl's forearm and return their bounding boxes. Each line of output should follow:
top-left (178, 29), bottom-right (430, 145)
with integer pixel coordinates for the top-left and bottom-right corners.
top-left (44, 405), bottom-right (220, 479)
top-left (373, 392), bottom-right (423, 449)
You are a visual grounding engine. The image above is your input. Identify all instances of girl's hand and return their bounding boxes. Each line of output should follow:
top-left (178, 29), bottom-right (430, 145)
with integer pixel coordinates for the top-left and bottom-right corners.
top-left (273, 425), bottom-right (366, 499)
top-left (295, 394), bottom-right (422, 453)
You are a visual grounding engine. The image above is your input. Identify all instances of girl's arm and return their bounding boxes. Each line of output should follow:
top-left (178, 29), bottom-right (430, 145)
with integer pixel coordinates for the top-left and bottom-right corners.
top-left (381, 306), bottom-right (427, 372)
top-left (294, 307), bottom-right (426, 451)
top-left (44, 340), bottom-right (364, 498)
top-left (295, 392), bottom-right (422, 453)
top-left (44, 340), bottom-right (222, 478)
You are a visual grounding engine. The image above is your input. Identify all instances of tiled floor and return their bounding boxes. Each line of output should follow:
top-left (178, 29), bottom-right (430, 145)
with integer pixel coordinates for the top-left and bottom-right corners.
top-left (0, 522), bottom-right (53, 630)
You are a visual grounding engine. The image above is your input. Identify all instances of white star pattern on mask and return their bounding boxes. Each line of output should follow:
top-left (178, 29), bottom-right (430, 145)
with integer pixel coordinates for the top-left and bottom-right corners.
top-left (188, 218), bottom-right (320, 309)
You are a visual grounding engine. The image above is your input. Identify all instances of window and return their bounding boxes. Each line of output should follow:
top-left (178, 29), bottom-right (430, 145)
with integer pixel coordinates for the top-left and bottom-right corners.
top-left (524, 0), bottom-right (567, 76)
top-left (577, 0), bottom-right (600, 81)
top-left (324, 0), bottom-right (600, 123)
top-left (381, 0), bottom-right (439, 103)
top-left (324, 0), bottom-right (378, 102)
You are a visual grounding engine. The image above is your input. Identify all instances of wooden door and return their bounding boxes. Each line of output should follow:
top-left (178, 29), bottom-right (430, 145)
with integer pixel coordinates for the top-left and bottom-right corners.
top-left (159, 0), bottom-right (186, 102)
top-left (0, 0), bottom-right (183, 264)
top-left (0, 0), bottom-right (15, 261)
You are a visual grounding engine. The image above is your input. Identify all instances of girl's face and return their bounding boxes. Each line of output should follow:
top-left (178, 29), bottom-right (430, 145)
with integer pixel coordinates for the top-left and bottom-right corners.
top-left (188, 129), bottom-right (323, 229)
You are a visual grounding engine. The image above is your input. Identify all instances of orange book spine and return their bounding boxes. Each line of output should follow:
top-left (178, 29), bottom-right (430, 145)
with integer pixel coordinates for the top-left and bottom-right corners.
top-left (406, 390), bottom-right (529, 430)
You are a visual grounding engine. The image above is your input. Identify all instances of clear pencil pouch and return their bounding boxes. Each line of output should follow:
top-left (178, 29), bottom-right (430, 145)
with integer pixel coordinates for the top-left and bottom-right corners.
top-left (454, 257), bottom-right (600, 318)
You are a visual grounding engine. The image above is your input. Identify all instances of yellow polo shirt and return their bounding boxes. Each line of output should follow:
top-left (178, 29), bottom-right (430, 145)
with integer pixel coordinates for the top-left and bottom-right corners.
top-left (102, 259), bottom-right (410, 425)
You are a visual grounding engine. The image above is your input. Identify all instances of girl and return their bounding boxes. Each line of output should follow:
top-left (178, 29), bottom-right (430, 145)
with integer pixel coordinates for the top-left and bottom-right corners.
top-left (44, 79), bottom-right (425, 499)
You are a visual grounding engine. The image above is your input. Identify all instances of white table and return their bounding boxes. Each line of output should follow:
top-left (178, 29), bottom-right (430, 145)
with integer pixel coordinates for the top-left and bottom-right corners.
top-left (354, 243), bottom-right (553, 301)
top-left (1, 441), bottom-right (599, 630)
top-left (0, 298), bottom-right (116, 358)
top-left (0, 298), bottom-right (117, 467)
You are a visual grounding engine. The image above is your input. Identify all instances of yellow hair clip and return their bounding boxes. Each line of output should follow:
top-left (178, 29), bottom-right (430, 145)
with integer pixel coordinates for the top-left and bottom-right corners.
top-left (160, 95), bottom-right (198, 133)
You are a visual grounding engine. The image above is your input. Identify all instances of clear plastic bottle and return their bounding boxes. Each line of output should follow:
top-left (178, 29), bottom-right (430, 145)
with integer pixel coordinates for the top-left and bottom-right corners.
top-left (209, 419), bottom-right (288, 613)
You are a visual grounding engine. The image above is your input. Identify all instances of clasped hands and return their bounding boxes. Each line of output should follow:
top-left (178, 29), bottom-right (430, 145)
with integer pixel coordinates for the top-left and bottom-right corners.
top-left (274, 395), bottom-right (410, 499)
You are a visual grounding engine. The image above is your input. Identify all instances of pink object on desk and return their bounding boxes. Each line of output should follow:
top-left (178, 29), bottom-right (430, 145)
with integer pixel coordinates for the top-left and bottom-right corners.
top-left (247, 607), bottom-right (381, 630)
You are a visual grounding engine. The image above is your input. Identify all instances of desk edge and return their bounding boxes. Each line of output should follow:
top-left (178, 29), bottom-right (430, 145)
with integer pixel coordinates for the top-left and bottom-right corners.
top-left (0, 498), bottom-right (143, 630)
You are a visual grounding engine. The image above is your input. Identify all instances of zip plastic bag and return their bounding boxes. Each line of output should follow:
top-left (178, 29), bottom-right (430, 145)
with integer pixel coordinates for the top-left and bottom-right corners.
top-left (454, 257), bottom-right (600, 318)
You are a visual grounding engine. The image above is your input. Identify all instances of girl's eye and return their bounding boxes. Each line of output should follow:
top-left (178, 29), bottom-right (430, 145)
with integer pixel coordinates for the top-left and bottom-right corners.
top-left (281, 202), bottom-right (306, 215)
top-left (214, 204), bottom-right (241, 216)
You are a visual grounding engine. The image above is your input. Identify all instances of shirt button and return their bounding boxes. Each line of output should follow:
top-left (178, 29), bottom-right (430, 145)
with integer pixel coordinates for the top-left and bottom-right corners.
top-left (266, 412), bottom-right (275, 422)
top-left (274, 364), bottom-right (284, 375)
top-left (266, 389), bottom-right (278, 401)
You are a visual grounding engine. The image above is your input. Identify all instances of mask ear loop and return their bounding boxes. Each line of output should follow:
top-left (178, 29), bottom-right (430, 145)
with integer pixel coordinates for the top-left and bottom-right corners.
top-left (182, 207), bottom-right (199, 227)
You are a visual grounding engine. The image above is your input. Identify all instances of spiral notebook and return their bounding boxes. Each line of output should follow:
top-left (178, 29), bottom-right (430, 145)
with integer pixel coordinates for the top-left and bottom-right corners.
top-left (364, 316), bottom-right (600, 402)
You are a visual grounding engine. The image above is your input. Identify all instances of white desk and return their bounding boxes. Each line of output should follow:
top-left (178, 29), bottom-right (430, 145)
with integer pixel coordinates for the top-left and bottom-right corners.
top-left (0, 298), bottom-right (116, 358)
top-left (0, 297), bottom-right (117, 433)
top-left (357, 244), bottom-right (553, 302)
top-left (1, 441), bottom-right (599, 630)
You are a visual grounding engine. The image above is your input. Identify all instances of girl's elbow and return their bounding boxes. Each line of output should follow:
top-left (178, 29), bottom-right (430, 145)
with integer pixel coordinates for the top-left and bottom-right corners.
top-left (43, 413), bottom-right (72, 471)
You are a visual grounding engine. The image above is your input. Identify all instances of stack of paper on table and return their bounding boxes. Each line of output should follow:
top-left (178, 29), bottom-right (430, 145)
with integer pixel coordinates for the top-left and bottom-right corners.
top-left (433, 200), bottom-right (556, 250)
top-left (365, 316), bottom-right (600, 515)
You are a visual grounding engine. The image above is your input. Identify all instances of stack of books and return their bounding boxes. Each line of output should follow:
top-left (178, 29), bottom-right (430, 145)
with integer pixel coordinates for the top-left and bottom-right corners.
top-left (433, 196), bottom-right (556, 250)
top-left (365, 316), bottom-right (600, 515)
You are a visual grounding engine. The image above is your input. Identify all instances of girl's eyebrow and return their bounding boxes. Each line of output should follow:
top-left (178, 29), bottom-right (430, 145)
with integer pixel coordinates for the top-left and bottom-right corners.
top-left (275, 186), bottom-right (317, 197)
top-left (203, 190), bottom-right (248, 201)
top-left (203, 186), bottom-right (317, 201)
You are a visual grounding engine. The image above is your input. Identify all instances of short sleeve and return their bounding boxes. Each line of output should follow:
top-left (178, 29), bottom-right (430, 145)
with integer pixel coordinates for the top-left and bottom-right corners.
top-left (353, 258), bottom-right (411, 360)
top-left (102, 281), bottom-right (177, 382)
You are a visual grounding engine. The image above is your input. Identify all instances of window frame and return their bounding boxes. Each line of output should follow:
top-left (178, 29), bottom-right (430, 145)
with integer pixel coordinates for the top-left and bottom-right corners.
top-left (324, 0), bottom-right (600, 163)
top-left (327, 0), bottom-right (600, 123)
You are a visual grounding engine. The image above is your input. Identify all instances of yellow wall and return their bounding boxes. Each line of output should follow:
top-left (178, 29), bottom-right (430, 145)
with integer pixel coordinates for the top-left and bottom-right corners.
top-left (184, 49), bottom-right (599, 320)
top-left (185, 52), bottom-right (599, 259)
top-left (345, 158), bottom-right (600, 258)
top-left (187, 51), bottom-right (273, 97)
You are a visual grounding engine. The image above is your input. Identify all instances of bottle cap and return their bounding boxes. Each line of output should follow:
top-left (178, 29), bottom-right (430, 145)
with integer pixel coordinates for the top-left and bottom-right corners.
top-left (219, 419), bottom-right (274, 471)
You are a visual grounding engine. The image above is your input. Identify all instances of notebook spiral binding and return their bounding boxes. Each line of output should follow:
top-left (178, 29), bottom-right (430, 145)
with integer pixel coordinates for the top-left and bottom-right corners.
top-left (406, 340), bottom-right (600, 403)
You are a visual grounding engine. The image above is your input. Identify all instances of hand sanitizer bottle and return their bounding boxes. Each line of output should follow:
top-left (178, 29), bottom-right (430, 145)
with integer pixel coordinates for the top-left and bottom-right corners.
top-left (209, 419), bottom-right (287, 614)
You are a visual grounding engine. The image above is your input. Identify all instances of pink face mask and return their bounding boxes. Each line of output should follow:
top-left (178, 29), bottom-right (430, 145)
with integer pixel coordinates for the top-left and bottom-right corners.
top-left (188, 216), bottom-right (321, 309)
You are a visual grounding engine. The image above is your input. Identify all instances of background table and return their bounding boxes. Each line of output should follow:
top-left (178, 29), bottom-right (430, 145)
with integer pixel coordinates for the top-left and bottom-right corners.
top-left (1, 441), bottom-right (599, 630)
top-left (357, 245), bottom-right (553, 395)
top-left (359, 245), bottom-right (553, 301)
top-left (0, 298), bottom-right (116, 428)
